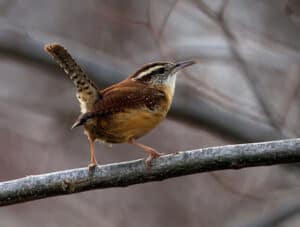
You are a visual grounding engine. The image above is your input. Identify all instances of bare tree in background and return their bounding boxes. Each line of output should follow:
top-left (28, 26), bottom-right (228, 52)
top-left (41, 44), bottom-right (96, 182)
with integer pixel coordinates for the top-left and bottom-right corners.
top-left (1, 0), bottom-right (300, 226)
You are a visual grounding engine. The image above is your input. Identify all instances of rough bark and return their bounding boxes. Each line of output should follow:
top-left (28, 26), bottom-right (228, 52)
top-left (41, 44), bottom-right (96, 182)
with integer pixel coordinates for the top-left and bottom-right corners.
top-left (1, 138), bottom-right (300, 206)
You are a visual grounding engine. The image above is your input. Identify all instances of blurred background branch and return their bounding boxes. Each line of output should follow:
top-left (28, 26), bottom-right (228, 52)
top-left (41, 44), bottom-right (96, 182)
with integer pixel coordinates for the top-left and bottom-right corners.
top-left (0, 21), bottom-right (285, 142)
top-left (1, 0), bottom-right (300, 226)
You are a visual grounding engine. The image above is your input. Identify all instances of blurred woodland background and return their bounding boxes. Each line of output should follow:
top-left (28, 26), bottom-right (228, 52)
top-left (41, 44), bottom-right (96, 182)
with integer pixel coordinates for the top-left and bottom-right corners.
top-left (1, 0), bottom-right (300, 226)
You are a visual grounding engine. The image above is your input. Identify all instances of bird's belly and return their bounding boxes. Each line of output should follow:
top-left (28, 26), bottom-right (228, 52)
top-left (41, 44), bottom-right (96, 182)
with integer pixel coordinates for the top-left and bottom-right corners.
top-left (92, 108), bottom-right (167, 143)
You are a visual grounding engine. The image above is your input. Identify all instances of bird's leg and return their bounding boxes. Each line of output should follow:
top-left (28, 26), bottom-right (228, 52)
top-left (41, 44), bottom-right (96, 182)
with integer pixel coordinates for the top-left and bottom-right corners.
top-left (129, 139), bottom-right (164, 166)
top-left (88, 137), bottom-right (98, 169)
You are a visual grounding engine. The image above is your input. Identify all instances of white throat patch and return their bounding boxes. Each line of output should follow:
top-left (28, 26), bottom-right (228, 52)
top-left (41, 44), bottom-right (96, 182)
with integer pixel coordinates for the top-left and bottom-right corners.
top-left (163, 73), bottom-right (177, 97)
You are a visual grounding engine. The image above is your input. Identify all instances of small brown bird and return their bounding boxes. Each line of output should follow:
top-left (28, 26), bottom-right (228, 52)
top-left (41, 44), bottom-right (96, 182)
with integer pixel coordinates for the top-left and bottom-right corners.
top-left (45, 43), bottom-right (195, 168)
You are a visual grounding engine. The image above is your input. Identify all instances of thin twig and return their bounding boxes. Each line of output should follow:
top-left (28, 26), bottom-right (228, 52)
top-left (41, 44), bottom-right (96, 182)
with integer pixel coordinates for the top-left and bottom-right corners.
top-left (157, 0), bottom-right (179, 40)
top-left (281, 66), bottom-right (300, 127)
top-left (1, 138), bottom-right (300, 206)
top-left (194, 0), bottom-right (287, 137)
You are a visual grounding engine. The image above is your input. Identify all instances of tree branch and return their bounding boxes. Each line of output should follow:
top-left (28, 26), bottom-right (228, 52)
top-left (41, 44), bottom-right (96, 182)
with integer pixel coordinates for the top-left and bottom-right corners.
top-left (1, 138), bottom-right (300, 206)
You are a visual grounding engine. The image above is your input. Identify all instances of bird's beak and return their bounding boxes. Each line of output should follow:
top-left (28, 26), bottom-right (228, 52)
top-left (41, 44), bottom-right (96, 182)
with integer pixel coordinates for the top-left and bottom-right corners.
top-left (173, 60), bottom-right (196, 72)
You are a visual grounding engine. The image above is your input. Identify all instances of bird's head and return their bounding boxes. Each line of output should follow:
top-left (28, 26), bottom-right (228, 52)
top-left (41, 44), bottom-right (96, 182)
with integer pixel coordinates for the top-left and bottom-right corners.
top-left (130, 60), bottom-right (196, 88)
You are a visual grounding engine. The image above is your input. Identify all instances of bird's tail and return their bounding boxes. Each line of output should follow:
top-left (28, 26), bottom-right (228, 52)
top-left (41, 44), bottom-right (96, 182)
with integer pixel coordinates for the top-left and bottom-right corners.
top-left (45, 43), bottom-right (100, 111)
top-left (71, 112), bottom-right (97, 129)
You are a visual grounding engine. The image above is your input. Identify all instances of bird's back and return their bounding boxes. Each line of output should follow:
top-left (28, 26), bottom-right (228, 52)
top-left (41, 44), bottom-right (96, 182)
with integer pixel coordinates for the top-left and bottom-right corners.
top-left (86, 80), bottom-right (170, 143)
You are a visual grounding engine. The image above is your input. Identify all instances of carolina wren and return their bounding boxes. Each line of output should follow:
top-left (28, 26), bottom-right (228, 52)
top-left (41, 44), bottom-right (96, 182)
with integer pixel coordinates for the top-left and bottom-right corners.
top-left (45, 43), bottom-right (195, 168)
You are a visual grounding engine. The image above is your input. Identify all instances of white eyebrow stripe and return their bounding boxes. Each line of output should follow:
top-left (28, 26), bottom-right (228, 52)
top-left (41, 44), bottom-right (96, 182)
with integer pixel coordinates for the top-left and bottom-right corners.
top-left (134, 65), bottom-right (163, 80)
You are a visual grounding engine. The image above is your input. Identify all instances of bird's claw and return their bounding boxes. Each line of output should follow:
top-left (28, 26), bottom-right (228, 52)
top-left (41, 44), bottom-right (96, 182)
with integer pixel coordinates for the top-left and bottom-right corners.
top-left (144, 152), bottom-right (165, 168)
top-left (88, 162), bottom-right (97, 171)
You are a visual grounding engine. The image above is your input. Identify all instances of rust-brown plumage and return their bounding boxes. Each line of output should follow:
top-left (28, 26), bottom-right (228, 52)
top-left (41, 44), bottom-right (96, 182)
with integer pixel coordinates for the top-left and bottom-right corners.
top-left (45, 43), bottom-right (195, 168)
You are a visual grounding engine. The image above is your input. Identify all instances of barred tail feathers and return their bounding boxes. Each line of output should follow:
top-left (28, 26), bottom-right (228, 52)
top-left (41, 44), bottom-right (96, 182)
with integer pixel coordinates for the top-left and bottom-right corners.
top-left (45, 43), bottom-right (100, 112)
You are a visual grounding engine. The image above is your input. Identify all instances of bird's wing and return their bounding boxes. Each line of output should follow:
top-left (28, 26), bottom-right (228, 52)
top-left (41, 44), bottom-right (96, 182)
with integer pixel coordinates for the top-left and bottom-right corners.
top-left (98, 82), bottom-right (166, 112)
top-left (72, 82), bottom-right (166, 128)
top-left (45, 43), bottom-right (101, 109)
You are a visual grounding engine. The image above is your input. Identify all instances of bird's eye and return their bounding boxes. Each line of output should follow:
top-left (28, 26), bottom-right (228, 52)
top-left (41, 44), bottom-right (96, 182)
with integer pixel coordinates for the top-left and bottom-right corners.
top-left (157, 68), bottom-right (165, 74)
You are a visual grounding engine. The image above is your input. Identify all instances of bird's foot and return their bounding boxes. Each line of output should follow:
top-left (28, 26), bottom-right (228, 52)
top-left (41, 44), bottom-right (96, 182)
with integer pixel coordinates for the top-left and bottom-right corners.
top-left (144, 150), bottom-right (165, 167)
top-left (88, 162), bottom-right (98, 171)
